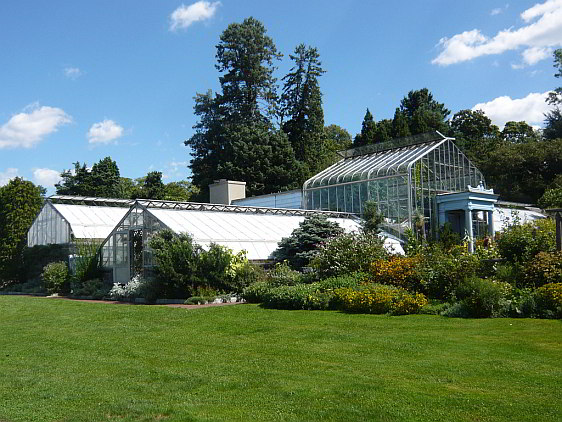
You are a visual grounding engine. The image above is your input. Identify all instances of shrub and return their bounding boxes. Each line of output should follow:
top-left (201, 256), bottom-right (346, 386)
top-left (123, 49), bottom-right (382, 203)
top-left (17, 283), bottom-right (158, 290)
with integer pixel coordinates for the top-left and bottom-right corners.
top-left (333, 284), bottom-right (428, 315)
top-left (370, 256), bottom-right (422, 291)
top-left (534, 283), bottom-right (562, 318)
top-left (450, 277), bottom-right (512, 318)
top-left (71, 240), bottom-right (102, 284)
top-left (317, 272), bottom-right (369, 291)
top-left (41, 261), bottom-right (69, 295)
top-left (311, 232), bottom-right (388, 278)
top-left (265, 262), bottom-right (302, 287)
top-left (242, 272), bottom-right (368, 308)
top-left (524, 251), bottom-right (562, 288)
top-left (184, 296), bottom-right (208, 305)
top-left (70, 278), bottom-right (110, 299)
top-left (506, 288), bottom-right (537, 318)
top-left (272, 215), bottom-right (343, 270)
top-left (261, 283), bottom-right (330, 310)
top-left (496, 218), bottom-right (556, 263)
top-left (149, 230), bottom-right (202, 298)
top-left (415, 244), bottom-right (481, 300)
top-left (242, 281), bottom-right (271, 303)
top-left (108, 275), bottom-right (149, 301)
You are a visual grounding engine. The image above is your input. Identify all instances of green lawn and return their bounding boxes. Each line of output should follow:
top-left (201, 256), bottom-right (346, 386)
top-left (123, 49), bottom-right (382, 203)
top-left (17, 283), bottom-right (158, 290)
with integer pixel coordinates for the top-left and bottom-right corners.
top-left (0, 296), bottom-right (560, 422)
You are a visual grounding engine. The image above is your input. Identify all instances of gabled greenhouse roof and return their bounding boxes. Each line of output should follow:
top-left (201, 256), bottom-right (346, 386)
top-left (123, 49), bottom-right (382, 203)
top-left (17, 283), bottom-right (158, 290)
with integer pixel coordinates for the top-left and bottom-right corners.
top-left (304, 131), bottom-right (455, 189)
top-left (46, 203), bottom-right (129, 239)
top-left (51, 203), bottom-right (130, 240)
top-left (144, 207), bottom-right (360, 260)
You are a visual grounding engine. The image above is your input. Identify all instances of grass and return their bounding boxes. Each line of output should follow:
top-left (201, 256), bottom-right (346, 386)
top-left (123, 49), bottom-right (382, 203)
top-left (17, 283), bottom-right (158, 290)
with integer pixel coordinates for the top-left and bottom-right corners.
top-left (0, 296), bottom-right (560, 422)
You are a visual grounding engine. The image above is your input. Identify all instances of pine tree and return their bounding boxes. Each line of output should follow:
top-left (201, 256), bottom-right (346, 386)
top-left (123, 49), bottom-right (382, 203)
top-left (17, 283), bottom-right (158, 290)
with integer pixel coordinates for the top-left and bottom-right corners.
top-left (391, 108), bottom-right (411, 138)
top-left (281, 44), bottom-right (326, 176)
top-left (353, 109), bottom-right (377, 147)
top-left (186, 18), bottom-right (304, 200)
top-left (400, 88), bottom-right (450, 135)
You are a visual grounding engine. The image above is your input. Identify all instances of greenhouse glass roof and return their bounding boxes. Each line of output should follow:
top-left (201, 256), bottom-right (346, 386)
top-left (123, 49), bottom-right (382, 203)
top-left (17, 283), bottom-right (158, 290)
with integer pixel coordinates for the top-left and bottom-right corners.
top-left (143, 207), bottom-right (360, 260)
top-left (52, 204), bottom-right (130, 239)
top-left (305, 132), bottom-right (455, 189)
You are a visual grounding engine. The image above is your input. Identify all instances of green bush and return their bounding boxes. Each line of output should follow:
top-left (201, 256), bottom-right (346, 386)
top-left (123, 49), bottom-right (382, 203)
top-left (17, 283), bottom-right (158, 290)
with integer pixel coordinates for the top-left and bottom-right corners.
top-left (506, 288), bottom-right (537, 318)
top-left (534, 283), bottom-right (562, 319)
top-left (317, 272), bottom-right (368, 291)
top-left (415, 245), bottom-right (481, 300)
top-left (42, 261), bottom-right (69, 295)
top-left (242, 273), bottom-right (367, 308)
top-left (265, 262), bottom-right (302, 287)
top-left (242, 281), bottom-right (271, 303)
top-left (70, 278), bottom-right (110, 299)
top-left (524, 251), bottom-right (562, 288)
top-left (450, 277), bottom-right (512, 318)
top-left (272, 215), bottom-right (343, 270)
top-left (72, 240), bottom-right (102, 285)
top-left (261, 283), bottom-right (330, 310)
top-left (149, 230), bottom-right (202, 299)
top-left (333, 284), bottom-right (428, 315)
top-left (198, 243), bottom-right (238, 292)
top-left (184, 296), bottom-right (209, 305)
top-left (496, 218), bottom-right (556, 263)
top-left (311, 232), bottom-right (388, 278)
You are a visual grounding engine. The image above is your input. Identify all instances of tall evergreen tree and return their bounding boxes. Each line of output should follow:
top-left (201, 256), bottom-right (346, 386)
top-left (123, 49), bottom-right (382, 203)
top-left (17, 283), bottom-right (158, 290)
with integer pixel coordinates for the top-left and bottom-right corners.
top-left (215, 17), bottom-right (282, 123)
top-left (391, 108), bottom-right (411, 138)
top-left (374, 119), bottom-right (392, 143)
top-left (400, 88), bottom-right (450, 135)
top-left (186, 18), bottom-right (303, 200)
top-left (544, 49), bottom-right (562, 140)
top-left (56, 157), bottom-right (120, 198)
top-left (281, 44), bottom-right (326, 176)
top-left (353, 108), bottom-right (377, 147)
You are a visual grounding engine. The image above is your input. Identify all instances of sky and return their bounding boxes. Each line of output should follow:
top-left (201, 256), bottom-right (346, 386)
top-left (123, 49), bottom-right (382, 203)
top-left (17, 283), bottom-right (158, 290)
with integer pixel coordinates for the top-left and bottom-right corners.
top-left (1, 0), bottom-right (561, 194)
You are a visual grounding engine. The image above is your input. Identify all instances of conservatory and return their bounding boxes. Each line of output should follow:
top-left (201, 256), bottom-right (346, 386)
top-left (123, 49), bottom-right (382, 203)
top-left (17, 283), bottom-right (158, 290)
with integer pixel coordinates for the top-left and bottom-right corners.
top-left (99, 200), bottom-right (362, 284)
top-left (303, 131), bottom-right (486, 239)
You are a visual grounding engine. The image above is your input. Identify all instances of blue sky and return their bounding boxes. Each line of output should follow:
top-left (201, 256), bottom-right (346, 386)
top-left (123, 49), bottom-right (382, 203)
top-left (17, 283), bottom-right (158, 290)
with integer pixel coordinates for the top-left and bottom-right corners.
top-left (1, 0), bottom-right (561, 194)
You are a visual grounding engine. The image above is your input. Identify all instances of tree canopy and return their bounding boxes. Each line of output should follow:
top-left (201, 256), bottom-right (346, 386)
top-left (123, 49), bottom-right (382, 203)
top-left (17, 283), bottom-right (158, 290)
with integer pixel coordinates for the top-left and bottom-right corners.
top-left (56, 157), bottom-right (120, 198)
top-left (186, 18), bottom-right (327, 200)
top-left (0, 178), bottom-right (44, 285)
top-left (281, 44), bottom-right (326, 177)
top-left (544, 49), bottom-right (562, 141)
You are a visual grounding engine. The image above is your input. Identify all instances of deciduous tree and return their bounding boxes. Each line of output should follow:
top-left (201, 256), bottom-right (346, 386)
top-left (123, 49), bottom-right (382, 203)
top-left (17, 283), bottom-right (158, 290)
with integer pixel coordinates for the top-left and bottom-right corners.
top-left (0, 178), bottom-right (43, 285)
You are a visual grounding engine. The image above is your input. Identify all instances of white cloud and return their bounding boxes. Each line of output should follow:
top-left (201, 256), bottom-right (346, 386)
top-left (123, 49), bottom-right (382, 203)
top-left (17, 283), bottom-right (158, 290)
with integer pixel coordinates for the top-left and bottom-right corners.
top-left (491, 8), bottom-right (502, 16)
top-left (433, 0), bottom-right (562, 66)
top-left (521, 46), bottom-right (552, 65)
top-left (472, 91), bottom-right (552, 128)
top-left (87, 119), bottom-right (124, 144)
top-left (0, 168), bottom-right (19, 186)
top-left (169, 1), bottom-right (221, 31)
top-left (0, 104), bottom-right (71, 149)
top-left (33, 168), bottom-right (62, 187)
top-left (64, 67), bottom-right (82, 79)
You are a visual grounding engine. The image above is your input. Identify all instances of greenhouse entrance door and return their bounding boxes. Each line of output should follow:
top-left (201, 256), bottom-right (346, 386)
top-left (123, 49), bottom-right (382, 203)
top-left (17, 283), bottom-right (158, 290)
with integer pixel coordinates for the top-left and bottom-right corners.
top-left (113, 230), bottom-right (130, 284)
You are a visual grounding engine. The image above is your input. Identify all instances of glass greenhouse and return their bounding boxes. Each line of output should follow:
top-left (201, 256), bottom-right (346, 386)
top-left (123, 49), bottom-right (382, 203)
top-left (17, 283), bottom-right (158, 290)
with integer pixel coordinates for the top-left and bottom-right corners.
top-left (27, 196), bottom-right (131, 247)
top-left (303, 132), bottom-right (485, 239)
top-left (99, 200), bottom-right (363, 283)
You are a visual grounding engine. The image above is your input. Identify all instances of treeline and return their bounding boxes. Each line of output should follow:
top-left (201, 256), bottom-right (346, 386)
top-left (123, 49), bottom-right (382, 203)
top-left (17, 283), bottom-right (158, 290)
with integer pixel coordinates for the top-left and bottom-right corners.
top-left (55, 157), bottom-right (198, 201)
top-left (186, 17), bottom-right (562, 206)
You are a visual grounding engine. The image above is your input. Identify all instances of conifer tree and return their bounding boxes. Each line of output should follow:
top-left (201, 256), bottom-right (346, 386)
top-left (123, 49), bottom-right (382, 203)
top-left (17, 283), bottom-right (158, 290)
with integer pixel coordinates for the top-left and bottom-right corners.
top-left (186, 18), bottom-right (304, 199)
top-left (353, 109), bottom-right (377, 147)
top-left (281, 44), bottom-right (326, 176)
